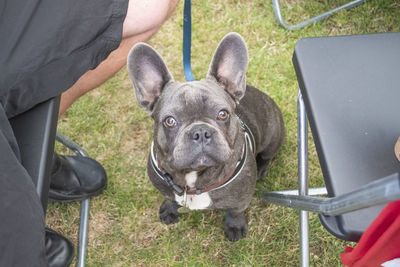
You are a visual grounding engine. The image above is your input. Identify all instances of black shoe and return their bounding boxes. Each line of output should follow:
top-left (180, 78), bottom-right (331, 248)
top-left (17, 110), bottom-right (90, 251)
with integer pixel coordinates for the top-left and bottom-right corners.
top-left (45, 228), bottom-right (74, 267)
top-left (49, 153), bottom-right (107, 202)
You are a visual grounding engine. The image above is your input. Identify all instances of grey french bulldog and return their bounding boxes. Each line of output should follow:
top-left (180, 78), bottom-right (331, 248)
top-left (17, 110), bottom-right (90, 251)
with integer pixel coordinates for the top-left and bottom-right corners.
top-left (127, 32), bottom-right (285, 241)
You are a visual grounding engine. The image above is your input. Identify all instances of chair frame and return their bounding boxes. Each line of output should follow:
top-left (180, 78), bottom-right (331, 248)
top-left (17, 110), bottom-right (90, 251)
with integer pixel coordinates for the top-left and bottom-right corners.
top-left (56, 132), bottom-right (91, 267)
top-left (272, 0), bottom-right (367, 30)
top-left (263, 90), bottom-right (400, 267)
top-left (11, 99), bottom-right (92, 266)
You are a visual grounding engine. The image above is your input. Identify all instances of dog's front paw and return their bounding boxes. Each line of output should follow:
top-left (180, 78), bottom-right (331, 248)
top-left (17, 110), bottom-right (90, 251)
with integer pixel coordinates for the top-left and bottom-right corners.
top-left (224, 210), bottom-right (248, 242)
top-left (159, 200), bottom-right (182, 224)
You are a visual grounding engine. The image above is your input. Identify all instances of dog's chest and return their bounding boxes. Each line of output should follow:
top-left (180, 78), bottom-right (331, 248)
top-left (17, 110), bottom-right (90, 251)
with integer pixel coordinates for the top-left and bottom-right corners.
top-left (174, 171), bottom-right (212, 210)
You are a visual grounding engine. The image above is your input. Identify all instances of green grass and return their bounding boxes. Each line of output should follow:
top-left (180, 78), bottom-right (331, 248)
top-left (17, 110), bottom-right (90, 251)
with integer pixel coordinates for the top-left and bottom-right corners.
top-left (47, 0), bottom-right (400, 266)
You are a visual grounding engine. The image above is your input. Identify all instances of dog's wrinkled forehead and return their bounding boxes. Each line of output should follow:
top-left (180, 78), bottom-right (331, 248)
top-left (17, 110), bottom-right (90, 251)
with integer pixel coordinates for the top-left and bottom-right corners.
top-left (155, 79), bottom-right (235, 120)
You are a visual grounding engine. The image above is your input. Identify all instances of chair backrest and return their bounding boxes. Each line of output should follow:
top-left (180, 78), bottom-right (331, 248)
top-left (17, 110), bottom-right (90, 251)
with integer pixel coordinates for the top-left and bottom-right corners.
top-left (9, 97), bottom-right (60, 212)
top-left (293, 32), bottom-right (400, 241)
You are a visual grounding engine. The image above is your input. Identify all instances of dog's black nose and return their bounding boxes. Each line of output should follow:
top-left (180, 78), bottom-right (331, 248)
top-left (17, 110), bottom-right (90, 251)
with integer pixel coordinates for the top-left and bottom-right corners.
top-left (190, 126), bottom-right (213, 144)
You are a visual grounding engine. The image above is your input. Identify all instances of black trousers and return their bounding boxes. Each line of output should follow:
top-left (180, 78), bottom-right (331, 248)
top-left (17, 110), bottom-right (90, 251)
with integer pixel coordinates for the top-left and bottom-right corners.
top-left (0, 0), bottom-right (128, 265)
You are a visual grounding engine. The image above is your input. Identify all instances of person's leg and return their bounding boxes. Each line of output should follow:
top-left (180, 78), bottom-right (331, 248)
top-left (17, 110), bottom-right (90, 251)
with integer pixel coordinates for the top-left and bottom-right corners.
top-left (59, 0), bottom-right (179, 116)
top-left (0, 107), bottom-right (47, 267)
top-left (51, 0), bottom-right (179, 201)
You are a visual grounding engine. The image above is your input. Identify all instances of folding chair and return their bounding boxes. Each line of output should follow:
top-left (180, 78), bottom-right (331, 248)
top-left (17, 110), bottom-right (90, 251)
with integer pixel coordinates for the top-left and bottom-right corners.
top-left (263, 32), bottom-right (400, 266)
top-left (10, 97), bottom-right (99, 266)
top-left (9, 97), bottom-right (75, 266)
top-left (272, 0), bottom-right (367, 30)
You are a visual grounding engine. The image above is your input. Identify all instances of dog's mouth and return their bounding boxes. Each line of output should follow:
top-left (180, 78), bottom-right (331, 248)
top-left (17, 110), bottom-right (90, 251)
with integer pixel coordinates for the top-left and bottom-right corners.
top-left (187, 153), bottom-right (217, 171)
top-left (171, 136), bottom-right (232, 171)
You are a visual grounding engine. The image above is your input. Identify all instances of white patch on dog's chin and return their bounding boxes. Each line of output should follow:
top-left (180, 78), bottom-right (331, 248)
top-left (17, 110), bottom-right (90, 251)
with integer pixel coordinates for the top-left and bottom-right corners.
top-left (185, 171), bottom-right (198, 187)
top-left (174, 171), bottom-right (212, 210)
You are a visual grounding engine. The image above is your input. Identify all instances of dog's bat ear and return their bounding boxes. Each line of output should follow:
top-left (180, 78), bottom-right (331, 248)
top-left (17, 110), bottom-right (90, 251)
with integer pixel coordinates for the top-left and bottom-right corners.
top-left (127, 43), bottom-right (174, 113)
top-left (207, 32), bottom-right (248, 102)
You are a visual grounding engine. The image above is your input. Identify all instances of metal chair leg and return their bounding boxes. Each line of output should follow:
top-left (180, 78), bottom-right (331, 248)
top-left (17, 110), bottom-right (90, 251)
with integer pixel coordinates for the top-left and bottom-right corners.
top-left (78, 198), bottom-right (90, 267)
top-left (298, 90), bottom-right (309, 267)
top-left (272, 0), bottom-right (367, 30)
top-left (56, 132), bottom-right (90, 267)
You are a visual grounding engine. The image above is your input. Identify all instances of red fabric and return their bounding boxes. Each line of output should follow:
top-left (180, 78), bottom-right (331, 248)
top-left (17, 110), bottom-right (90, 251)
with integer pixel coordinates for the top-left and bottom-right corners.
top-left (341, 201), bottom-right (400, 267)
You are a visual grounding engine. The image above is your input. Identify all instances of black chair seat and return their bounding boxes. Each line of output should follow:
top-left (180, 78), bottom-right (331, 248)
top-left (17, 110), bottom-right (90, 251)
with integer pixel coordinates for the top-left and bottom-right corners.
top-left (9, 97), bottom-right (60, 211)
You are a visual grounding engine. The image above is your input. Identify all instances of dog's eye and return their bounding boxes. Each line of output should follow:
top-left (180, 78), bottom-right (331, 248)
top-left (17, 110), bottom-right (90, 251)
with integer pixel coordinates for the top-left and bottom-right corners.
top-left (164, 116), bottom-right (176, 128)
top-left (217, 110), bottom-right (229, 121)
